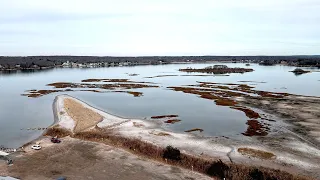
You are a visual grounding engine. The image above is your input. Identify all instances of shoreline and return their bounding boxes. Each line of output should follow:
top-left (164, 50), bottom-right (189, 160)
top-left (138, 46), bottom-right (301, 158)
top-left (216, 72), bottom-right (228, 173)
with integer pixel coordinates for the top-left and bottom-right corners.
top-left (5, 94), bottom-right (320, 179)
top-left (1, 61), bottom-right (319, 72)
top-left (50, 96), bottom-right (320, 176)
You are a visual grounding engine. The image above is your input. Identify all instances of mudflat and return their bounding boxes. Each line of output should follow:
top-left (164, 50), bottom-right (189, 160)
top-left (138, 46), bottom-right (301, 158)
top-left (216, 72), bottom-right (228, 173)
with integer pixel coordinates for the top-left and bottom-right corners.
top-left (2, 94), bottom-right (319, 180)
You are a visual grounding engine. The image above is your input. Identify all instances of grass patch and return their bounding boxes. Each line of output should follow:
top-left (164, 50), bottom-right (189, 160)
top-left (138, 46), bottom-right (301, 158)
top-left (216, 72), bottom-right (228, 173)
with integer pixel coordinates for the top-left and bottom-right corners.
top-left (132, 122), bottom-right (145, 128)
top-left (238, 148), bottom-right (276, 160)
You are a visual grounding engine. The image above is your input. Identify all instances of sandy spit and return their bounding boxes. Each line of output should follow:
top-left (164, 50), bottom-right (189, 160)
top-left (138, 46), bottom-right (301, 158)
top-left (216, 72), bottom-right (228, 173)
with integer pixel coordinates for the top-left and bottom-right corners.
top-left (52, 95), bottom-right (320, 178)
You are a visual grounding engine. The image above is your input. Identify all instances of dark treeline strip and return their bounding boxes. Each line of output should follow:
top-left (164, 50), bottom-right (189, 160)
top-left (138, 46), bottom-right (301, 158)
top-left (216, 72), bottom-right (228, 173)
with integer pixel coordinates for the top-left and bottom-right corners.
top-left (1, 56), bottom-right (320, 70)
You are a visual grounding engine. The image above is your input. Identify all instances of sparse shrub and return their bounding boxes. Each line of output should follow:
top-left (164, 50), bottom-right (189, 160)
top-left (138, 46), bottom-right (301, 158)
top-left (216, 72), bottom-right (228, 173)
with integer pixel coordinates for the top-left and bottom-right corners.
top-left (163, 145), bottom-right (181, 161)
top-left (250, 168), bottom-right (264, 180)
top-left (206, 160), bottom-right (229, 179)
top-left (44, 127), bottom-right (71, 137)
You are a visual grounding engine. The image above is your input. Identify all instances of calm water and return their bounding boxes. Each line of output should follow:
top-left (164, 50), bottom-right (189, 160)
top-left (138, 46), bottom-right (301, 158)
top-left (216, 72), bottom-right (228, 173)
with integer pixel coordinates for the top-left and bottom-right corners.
top-left (0, 63), bottom-right (319, 148)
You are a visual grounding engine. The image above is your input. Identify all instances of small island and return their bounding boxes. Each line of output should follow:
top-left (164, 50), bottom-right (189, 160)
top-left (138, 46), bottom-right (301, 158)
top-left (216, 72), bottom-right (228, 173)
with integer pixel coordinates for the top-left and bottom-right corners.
top-left (290, 68), bottom-right (310, 75)
top-left (179, 65), bottom-right (254, 74)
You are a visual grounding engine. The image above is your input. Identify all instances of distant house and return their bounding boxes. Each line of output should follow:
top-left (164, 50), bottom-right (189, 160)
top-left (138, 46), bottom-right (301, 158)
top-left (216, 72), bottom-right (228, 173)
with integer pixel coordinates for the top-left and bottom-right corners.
top-left (0, 176), bottom-right (19, 180)
top-left (213, 65), bottom-right (228, 69)
top-left (0, 150), bottom-right (9, 156)
top-left (62, 61), bottom-right (71, 67)
top-left (71, 62), bottom-right (78, 68)
top-left (31, 64), bottom-right (40, 69)
top-left (205, 65), bottom-right (228, 69)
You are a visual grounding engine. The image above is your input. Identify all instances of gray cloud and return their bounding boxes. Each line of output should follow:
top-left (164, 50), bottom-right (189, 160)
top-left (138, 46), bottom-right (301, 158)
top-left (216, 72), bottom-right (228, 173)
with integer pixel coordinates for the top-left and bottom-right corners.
top-left (0, 0), bottom-right (319, 55)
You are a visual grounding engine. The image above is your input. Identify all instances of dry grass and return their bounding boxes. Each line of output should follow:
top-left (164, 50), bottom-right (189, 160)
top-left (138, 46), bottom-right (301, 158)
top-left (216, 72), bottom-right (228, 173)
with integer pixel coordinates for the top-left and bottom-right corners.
top-left (64, 98), bottom-right (103, 132)
top-left (238, 148), bottom-right (276, 160)
top-left (150, 131), bottom-right (171, 136)
top-left (43, 126), bottom-right (72, 137)
top-left (132, 122), bottom-right (145, 128)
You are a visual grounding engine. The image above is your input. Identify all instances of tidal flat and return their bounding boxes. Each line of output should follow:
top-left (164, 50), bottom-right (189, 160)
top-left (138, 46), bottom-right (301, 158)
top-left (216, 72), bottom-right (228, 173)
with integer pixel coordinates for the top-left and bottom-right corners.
top-left (1, 63), bottom-right (320, 179)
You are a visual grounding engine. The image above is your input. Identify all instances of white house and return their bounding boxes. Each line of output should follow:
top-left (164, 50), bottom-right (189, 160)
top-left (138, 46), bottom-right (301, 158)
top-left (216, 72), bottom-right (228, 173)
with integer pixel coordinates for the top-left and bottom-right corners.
top-left (0, 150), bottom-right (9, 156)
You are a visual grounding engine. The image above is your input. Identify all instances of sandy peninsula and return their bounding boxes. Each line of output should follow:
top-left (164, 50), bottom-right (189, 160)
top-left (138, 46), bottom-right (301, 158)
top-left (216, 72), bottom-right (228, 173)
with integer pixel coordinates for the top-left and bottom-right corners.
top-left (2, 95), bottom-right (320, 180)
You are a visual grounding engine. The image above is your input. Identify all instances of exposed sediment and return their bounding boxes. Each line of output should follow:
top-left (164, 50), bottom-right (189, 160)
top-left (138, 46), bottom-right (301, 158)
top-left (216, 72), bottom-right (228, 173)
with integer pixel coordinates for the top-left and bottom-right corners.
top-left (64, 98), bottom-right (103, 133)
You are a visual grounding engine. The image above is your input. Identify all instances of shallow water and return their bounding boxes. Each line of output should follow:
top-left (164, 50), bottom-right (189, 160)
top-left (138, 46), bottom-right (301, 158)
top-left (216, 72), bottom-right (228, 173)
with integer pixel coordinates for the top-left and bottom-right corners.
top-left (0, 63), bottom-right (319, 148)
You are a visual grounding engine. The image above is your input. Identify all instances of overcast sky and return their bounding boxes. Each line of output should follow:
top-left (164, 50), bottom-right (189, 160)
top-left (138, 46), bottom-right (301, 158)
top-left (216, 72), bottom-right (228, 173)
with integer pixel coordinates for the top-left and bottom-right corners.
top-left (0, 0), bottom-right (319, 56)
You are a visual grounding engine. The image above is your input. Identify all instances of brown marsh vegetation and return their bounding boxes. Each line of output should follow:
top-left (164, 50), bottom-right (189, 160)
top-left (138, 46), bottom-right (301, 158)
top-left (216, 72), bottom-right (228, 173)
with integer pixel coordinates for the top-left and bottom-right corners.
top-left (22, 79), bottom-right (158, 98)
top-left (164, 119), bottom-right (181, 124)
top-left (145, 75), bottom-right (179, 78)
top-left (242, 120), bottom-right (269, 136)
top-left (22, 89), bottom-right (102, 98)
top-left (144, 74), bottom-right (228, 79)
top-left (231, 107), bottom-right (261, 119)
top-left (151, 115), bottom-right (179, 119)
top-left (47, 82), bottom-right (158, 89)
top-left (185, 128), bottom-right (204, 133)
top-left (238, 148), bottom-right (276, 160)
top-left (82, 78), bottom-right (132, 82)
top-left (168, 81), bottom-right (290, 136)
